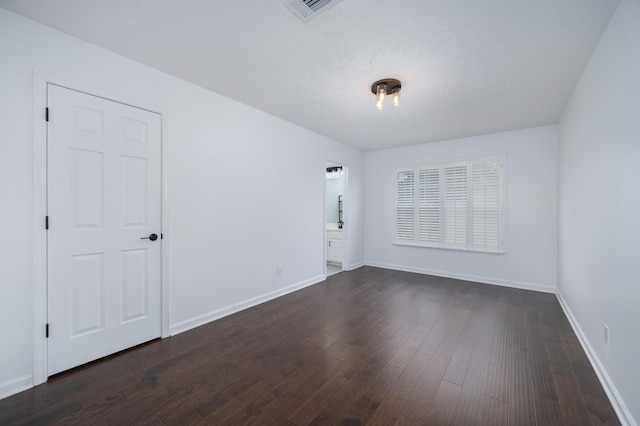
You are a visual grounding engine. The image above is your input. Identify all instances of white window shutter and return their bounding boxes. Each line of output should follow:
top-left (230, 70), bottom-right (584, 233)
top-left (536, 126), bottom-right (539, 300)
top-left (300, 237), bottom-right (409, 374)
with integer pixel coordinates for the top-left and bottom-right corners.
top-left (443, 162), bottom-right (468, 248)
top-left (394, 169), bottom-right (416, 243)
top-left (417, 167), bottom-right (440, 245)
top-left (471, 158), bottom-right (502, 251)
top-left (392, 155), bottom-right (505, 253)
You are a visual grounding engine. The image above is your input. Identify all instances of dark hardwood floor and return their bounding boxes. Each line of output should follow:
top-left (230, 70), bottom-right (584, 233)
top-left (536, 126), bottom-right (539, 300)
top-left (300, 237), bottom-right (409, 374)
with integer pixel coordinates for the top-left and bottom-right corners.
top-left (0, 267), bottom-right (619, 425)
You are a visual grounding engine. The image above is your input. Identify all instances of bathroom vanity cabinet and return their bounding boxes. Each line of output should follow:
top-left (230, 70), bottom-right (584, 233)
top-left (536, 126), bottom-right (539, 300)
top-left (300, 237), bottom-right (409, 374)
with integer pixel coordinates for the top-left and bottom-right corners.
top-left (327, 229), bottom-right (343, 264)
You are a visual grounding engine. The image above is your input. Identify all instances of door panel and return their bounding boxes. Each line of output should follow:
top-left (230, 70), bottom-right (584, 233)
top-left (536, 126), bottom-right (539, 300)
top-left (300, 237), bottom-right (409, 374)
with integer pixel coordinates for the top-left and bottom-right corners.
top-left (71, 149), bottom-right (104, 228)
top-left (121, 249), bottom-right (149, 323)
top-left (47, 85), bottom-right (161, 375)
top-left (69, 253), bottom-right (104, 337)
top-left (122, 156), bottom-right (148, 227)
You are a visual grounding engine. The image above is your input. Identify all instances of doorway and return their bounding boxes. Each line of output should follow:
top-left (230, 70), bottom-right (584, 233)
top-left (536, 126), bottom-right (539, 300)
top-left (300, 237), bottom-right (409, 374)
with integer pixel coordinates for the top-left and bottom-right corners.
top-left (325, 162), bottom-right (345, 276)
top-left (46, 84), bottom-right (162, 375)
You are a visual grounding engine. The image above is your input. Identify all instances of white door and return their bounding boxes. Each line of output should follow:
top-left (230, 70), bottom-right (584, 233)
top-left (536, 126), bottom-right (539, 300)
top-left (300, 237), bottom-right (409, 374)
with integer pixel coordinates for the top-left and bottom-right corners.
top-left (47, 84), bottom-right (162, 375)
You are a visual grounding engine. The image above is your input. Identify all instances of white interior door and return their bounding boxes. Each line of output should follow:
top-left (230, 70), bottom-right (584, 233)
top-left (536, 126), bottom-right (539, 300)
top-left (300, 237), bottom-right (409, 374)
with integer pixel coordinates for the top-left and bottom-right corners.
top-left (47, 84), bottom-right (162, 375)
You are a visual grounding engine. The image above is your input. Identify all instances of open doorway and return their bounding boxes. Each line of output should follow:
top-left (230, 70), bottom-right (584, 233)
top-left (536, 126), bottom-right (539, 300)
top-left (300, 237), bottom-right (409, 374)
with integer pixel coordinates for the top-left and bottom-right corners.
top-left (325, 162), bottom-right (345, 276)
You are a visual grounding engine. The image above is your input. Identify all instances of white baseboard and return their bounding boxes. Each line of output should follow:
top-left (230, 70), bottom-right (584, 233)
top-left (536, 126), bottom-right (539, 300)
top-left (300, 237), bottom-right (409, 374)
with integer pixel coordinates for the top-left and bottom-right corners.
top-left (556, 291), bottom-right (635, 426)
top-left (170, 274), bottom-right (326, 335)
top-left (345, 261), bottom-right (365, 271)
top-left (365, 261), bottom-right (556, 293)
top-left (0, 375), bottom-right (33, 400)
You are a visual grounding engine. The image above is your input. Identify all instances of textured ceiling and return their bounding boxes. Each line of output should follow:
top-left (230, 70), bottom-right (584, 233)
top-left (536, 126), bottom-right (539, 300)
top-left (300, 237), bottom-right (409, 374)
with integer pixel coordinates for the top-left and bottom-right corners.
top-left (0, 0), bottom-right (620, 151)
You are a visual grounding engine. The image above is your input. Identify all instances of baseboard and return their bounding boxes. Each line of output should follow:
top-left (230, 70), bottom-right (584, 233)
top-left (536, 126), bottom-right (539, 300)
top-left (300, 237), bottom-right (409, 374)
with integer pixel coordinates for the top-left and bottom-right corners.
top-left (345, 261), bottom-right (365, 271)
top-left (170, 274), bottom-right (326, 336)
top-left (556, 291), bottom-right (635, 426)
top-left (0, 375), bottom-right (33, 400)
top-left (364, 261), bottom-right (556, 293)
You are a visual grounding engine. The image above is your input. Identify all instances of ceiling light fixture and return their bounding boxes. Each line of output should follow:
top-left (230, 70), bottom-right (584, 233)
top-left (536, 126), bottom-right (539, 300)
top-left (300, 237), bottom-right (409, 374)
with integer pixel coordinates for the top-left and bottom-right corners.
top-left (371, 78), bottom-right (401, 110)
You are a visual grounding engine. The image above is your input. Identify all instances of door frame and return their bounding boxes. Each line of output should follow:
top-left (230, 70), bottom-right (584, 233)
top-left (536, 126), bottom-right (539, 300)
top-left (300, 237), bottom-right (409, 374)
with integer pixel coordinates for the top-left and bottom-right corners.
top-left (324, 160), bottom-right (348, 274)
top-left (32, 71), bottom-right (171, 385)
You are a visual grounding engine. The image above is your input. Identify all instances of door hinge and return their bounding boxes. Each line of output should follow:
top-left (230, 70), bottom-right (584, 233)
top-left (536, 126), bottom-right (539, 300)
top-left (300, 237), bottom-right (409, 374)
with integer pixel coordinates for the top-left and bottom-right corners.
top-left (45, 216), bottom-right (49, 230)
top-left (45, 107), bottom-right (49, 122)
top-left (45, 323), bottom-right (49, 338)
top-left (161, 233), bottom-right (163, 239)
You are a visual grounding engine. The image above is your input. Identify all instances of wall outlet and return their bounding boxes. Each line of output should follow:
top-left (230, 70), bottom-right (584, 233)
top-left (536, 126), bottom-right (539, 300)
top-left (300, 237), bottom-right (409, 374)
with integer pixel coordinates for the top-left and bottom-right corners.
top-left (604, 325), bottom-right (609, 345)
top-left (276, 265), bottom-right (283, 276)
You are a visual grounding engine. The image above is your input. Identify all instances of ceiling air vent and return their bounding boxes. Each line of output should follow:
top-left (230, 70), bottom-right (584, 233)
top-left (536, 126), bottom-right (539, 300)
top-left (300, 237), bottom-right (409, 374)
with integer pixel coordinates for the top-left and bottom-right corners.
top-left (283, 0), bottom-right (344, 22)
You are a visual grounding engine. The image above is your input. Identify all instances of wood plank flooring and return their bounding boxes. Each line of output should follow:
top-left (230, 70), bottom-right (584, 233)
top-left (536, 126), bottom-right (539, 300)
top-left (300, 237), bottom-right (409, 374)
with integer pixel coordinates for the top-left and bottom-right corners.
top-left (0, 267), bottom-right (619, 425)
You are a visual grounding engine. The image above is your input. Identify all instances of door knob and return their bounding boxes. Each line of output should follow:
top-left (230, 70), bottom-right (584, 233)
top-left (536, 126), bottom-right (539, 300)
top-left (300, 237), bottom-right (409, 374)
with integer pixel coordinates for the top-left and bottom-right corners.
top-left (141, 233), bottom-right (158, 241)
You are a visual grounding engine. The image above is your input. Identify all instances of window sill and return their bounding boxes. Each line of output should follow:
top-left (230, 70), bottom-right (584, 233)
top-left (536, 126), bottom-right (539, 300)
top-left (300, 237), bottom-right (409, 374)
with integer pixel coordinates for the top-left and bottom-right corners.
top-left (392, 240), bottom-right (506, 254)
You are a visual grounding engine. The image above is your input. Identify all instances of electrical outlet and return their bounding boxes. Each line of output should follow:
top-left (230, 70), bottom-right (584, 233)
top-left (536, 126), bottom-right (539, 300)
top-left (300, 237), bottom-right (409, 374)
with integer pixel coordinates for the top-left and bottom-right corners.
top-left (276, 265), bottom-right (283, 276)
top-left (604, 325), bottom-right (609, 345)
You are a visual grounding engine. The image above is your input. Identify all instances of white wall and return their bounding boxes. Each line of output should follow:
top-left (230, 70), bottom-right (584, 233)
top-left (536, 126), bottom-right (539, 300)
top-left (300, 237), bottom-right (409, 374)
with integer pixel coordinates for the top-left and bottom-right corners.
top-left (364, 125), bottom-right (558, 292)
top-left (558, 0), bottom-right (640, 423)
top-left (0, 8), bottom-right (364, 398)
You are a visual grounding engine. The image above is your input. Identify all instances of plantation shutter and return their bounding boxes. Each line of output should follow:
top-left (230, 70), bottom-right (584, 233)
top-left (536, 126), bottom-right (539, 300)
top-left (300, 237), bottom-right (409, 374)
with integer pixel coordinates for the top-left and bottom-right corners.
top-left (471, 158), bottom-right (502, 250)
top-left (417, 167), bottom-right (440, 245)
top-left (394, 169), bottom-right (415, 242)
top-left (443, 162), bottom-right (468, 248)
top-left (392, 155), bottom-right (505, 253)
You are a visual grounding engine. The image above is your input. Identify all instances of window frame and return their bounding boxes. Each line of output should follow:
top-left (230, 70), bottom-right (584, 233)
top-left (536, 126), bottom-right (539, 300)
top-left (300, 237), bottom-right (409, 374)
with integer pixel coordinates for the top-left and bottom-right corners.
top-left (392, 154), bottom-right (506, 254)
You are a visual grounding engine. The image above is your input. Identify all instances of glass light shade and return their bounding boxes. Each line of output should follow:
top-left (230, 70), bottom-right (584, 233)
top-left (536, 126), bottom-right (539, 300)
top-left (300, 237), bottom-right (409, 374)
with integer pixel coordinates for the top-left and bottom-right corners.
top-left (392, 87), bottom-right (400, 106)
top-left (376, 83), bottom-right (387, 104)
top-left (376, 83), bottom-right (387, 101)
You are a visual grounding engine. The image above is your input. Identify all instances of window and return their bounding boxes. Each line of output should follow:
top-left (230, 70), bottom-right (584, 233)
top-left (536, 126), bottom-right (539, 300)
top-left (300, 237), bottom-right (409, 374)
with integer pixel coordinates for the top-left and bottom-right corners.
top-left (393, 155), bottom-right (505, 253)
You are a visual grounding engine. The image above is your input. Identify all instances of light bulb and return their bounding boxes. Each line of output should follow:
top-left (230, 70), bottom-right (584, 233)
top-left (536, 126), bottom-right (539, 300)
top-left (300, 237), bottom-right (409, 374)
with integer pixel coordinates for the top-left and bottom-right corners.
top-left (377, 84), bottom-right (386, 102)
top-left (392, 87), bottom-right (400, 106)
top-left (376, 83), bottom-right (387, 109)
